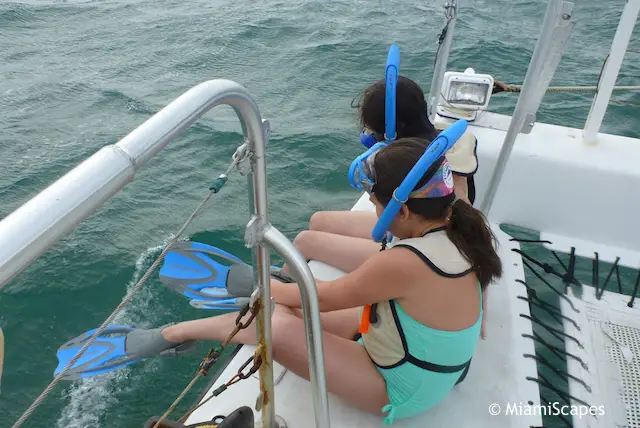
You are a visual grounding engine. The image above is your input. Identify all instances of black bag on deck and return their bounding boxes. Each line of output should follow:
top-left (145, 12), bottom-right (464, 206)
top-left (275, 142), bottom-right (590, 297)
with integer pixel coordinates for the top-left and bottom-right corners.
top-left (143, 405), bottom-right (254, 428)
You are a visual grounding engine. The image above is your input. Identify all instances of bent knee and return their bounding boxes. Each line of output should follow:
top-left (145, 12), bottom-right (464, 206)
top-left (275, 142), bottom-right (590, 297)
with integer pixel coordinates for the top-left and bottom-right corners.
top-left (309, 211), bottom-right (334, 232)
top-left (271, 309), bottom-right (305, 351)
top-left (292, 230), bottom-right (318, 259)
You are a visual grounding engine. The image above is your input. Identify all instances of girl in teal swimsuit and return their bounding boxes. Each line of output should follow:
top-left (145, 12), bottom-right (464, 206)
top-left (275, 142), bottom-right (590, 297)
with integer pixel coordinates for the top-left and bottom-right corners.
top-left (54, 136), bottom-right (502, 422)
top-left (152, 137), bottom-right (502, 425)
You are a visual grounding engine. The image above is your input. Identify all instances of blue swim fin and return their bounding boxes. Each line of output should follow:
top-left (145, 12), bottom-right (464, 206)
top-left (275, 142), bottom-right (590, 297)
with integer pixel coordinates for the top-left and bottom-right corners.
top-left (54, 325), bottom-right (195, 380)
top-left (159, 241), bottom-right (294, 310)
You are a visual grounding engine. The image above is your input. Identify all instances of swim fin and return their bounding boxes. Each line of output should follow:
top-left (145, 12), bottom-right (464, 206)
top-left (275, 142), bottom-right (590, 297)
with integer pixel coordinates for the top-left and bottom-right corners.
top-left (159, 241), bottom-right (294, 310)
top-left (54, 324), bottom-right (196, 380)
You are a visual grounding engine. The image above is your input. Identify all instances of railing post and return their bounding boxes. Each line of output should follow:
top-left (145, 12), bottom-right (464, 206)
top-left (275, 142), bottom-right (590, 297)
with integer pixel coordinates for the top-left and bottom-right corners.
top-left (260, 226), bottom-right (330, 428)
top-left (243, 115), bottom-right (278, 428)
top-left (244, 116), bottom-right (330, 428)
top-left (427, 0), bottom-right (458, 124)
top-left (583, 0), bottom-right (640, 144)
top-left (480, 0), bottom-right (575, 216)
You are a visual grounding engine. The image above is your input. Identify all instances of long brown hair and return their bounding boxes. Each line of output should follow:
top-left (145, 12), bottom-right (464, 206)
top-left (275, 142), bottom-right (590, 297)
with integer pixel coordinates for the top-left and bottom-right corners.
top-left (373, 138), bottom-right (502, 289)
top-left (352, 76), bottom-right (438, 141)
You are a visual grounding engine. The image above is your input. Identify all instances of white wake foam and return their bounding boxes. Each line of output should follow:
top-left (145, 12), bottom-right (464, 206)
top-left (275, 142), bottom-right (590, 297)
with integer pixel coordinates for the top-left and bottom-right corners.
top-left (56, 236), bottom-right (177, 428)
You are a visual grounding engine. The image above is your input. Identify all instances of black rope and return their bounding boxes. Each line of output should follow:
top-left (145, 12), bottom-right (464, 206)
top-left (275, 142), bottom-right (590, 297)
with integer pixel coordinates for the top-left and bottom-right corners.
top-left (517, 280), bottom-right (571, 317)
top-left (520, 314), bottom-right (583, 349)
top-left (615, 263), bottom-right (623, 294)
top-left (509, 237), bottom-right (553, 244)
top-left (593, 252), bottom-right (600, 298)
top-left (565, 247), bottom-right (577, 288)
top-left (433, 22), bottom-right (449, 68)
top-left (513, 249), bottom-right (579, 286)
top-left (540, 372), bottom-right (593, 409)
top-left (539, 394), bottom-right (573, 428)
top-left (628, 269), bottom-right (640, 308)
top-left (516, 269), bottom-right (578, 313)
top-left (523, 353), bottom-right (591, 392)
top-left (551, 251), bottom-right (567, 271)
top-left (518, 295), bottom-right (580, 331)
top-left (549, 248), bottom-right (579, 289)
top-left (523, 332), bottom-right (588, 370)
top-left (513, 249), bottom-right (563, 277)
top-left (538, 373), bottom-right (570, 404)
top-left (526, 290), bottom-right (564, 317)
top-left (521, 313), bottom-right (567, 345)
top-left (526, 375), bottom-right (591, 407)
top-left (596, 256), bottom-right (620, 299)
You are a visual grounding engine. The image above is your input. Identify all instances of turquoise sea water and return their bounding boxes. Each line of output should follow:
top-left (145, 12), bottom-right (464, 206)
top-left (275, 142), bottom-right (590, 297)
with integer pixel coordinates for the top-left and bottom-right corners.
top-left (1, 1), bottom-right (639, 427)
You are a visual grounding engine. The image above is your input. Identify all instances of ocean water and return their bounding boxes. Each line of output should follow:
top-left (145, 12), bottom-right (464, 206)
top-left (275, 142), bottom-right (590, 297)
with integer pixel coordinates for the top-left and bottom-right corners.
top-left (1, 0), bottom-right (639, 427)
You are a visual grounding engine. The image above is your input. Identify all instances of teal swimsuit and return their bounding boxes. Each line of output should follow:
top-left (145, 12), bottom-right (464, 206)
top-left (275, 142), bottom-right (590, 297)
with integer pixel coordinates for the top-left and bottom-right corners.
top-left (357, 227), bottom-right (482, 425)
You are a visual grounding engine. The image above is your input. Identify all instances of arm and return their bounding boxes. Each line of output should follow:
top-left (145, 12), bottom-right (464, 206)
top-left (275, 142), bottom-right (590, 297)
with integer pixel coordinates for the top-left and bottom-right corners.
top-left (270, 248), bottom-right (417, 312)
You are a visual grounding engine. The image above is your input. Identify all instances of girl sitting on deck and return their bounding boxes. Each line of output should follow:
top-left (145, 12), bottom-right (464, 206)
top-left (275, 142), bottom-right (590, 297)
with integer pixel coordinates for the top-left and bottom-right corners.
top-left (285, 75), bottom-right (488, 335)
top-left (156, 137), bottom-right (502, 424)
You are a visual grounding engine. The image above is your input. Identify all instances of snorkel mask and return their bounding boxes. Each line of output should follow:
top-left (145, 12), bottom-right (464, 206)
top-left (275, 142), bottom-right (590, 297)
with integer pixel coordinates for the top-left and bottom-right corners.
top-left (348, 118), bottom-right (469, 242)
top-left (359, 44), bottom-right (399, 149)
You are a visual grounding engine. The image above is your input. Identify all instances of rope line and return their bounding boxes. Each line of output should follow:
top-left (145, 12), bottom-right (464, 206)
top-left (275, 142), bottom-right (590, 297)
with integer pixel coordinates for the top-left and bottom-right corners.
top-left (152, 305), bottom-right (262, 428)
top-left (523, 332), bottom-right (588, 370)
top-left (11, 147), bottom-right (247, 428)
top-left (509, 84), bottom-right (640, 92)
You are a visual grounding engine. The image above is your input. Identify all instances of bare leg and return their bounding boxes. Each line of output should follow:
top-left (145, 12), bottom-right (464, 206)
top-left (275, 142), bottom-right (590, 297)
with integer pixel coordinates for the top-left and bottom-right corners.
top-left (280, 211), bottom-right (378, 274)
top-left (289, 306), bottom-right (360, 340)
top-left (283, 230), bottom-right (380, 274)
top-left (161, 305), bottom-right (388, 415)
top-left (162, 305), bottom-right (360, 346)
top-left (270, 308), bottom-right (388, 415)
top-left (308, 211), bottom-right (378, 238)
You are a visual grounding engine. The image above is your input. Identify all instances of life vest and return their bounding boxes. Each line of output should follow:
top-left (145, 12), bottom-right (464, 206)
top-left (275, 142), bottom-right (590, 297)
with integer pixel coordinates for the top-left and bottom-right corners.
top-left (358, 227), bottom-right (477, 384)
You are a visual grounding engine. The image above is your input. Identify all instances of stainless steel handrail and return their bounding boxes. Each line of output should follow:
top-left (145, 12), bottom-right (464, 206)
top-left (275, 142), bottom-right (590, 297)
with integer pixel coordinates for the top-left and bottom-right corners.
top-left (427, 0), bottom-right (458, 124)
top-left (0, 79), bottom-right (330, 428)
top-left (480, 0), bottom-right (575, 215)
top-left (583, 0), bottom-right (640, 144)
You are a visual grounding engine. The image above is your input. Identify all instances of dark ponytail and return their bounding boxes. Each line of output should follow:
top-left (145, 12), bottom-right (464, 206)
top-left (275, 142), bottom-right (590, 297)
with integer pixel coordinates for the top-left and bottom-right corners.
top-left (447, 199), bottom-right (502, 289)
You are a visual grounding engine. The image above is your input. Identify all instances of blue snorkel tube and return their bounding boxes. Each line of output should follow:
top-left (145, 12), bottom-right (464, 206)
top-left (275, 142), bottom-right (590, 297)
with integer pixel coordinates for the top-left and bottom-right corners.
top-left (359, 45), bottom-right (399, 149)
top-left (350, 44), bottom-right (400, 188)
top-left (370, 119), bottom-right (468, 242)
top-left (384, 45), bottom-right (399, 142)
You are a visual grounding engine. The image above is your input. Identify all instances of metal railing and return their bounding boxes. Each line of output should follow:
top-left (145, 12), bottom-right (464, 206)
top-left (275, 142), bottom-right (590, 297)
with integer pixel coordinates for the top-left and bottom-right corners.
top-left (427, 0), bottom-right (458, 124)
top-left (583, 0), bottom-right (640, 144)
top-left (480, 0), bottom-right (575, 215)
top-left (0, 79), bottom-right (330, 428)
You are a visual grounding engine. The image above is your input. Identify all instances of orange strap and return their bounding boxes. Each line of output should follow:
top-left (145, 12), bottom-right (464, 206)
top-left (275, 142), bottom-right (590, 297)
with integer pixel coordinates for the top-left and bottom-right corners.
top-left (358, 304), bottom-right (372, 334)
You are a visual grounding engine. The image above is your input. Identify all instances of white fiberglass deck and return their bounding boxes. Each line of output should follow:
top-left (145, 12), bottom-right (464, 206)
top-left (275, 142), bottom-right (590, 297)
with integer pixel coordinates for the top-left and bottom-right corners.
top-left (185, 196), bottom-right (542, 427)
